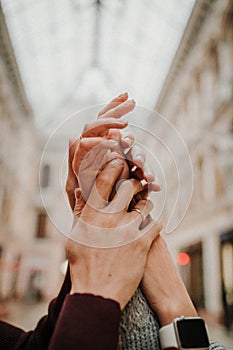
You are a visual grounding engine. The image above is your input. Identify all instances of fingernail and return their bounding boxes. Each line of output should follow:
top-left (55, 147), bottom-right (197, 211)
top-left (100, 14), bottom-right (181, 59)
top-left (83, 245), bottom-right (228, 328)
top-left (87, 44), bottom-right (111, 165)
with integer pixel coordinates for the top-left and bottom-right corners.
top-left (126, 99), bottom-right (135, 104)
top-left (119, 119), bottom-right (128, 124)
top-left (112, 158), bottom-right (124, 166)
top-left (146, 173), bottom-right (155, 182)
top-left (135, 155), bottom-right (145, 164)
top-left (118, 92), bottom-right (128, 97)
top-left (122, 136), bottom-right (132, 147)
top-left (109, 139), bottom-right (118, 146)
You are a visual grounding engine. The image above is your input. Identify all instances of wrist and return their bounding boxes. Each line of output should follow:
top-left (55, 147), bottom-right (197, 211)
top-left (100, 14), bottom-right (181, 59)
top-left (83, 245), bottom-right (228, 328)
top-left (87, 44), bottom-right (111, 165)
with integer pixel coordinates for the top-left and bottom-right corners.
top-left (142, 235), bottom-right (197, 326)
top-left (70, 268), bottom-right (125, 309)
top-left (154, 297), bottom-right (197, 326)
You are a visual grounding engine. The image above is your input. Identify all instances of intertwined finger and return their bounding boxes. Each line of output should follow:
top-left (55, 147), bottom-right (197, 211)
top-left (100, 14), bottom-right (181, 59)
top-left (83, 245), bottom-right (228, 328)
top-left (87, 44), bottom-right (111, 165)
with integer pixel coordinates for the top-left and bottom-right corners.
top-left (120, 133), bottom-right (135, 149)
top-left (87, 158), bottom-right (125, 210)
top-left (109, 178), bottom-right (143, 213)
top-left (82, 118), bottom-right (128, 138)
top-left (97, 92), bottom-right (128, 117)
top-left (72, 138), bottom-right (119, 178)
top-left (98, 99), bottom-right (135, 119)
top-left (127, 145), bottom-right (146, 169)
top-left (129, 199), bottom-right (154, 227)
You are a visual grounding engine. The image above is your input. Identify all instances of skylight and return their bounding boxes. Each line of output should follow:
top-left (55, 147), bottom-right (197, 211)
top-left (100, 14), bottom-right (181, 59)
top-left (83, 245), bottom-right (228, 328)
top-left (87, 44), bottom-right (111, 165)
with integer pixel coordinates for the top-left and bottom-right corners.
top-left (1, 0), bottom-right (195, 128)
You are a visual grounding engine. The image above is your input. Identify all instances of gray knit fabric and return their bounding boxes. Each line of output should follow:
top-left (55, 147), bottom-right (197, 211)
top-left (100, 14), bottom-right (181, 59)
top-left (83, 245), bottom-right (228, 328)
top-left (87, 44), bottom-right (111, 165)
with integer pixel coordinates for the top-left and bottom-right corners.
top-left (118, 287), bottom-right (230, 350)
top-left (119, 287), bottom-right (160, 350)
top-left (210, 342), bottom-right (230, 350)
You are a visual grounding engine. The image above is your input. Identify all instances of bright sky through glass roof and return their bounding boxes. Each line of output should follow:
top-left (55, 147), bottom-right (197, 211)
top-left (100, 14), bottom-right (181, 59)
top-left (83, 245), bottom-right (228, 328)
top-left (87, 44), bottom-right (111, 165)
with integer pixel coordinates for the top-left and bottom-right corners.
top-left (2, 0), bottom-right (195, 128)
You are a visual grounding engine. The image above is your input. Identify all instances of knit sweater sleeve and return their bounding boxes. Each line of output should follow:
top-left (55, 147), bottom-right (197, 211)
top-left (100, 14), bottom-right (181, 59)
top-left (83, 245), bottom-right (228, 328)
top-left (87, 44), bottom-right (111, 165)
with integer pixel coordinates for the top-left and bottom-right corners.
top-left (210, 341), bottom-right (230, 350)
top-left (0, 266), bottom-right (71, 350)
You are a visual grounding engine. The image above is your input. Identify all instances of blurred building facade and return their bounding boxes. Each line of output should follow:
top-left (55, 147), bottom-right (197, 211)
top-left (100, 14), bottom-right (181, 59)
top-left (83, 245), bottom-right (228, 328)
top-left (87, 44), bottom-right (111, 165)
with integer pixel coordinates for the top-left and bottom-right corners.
top-left (0, 0), bottom-right (232, 337)
top-left (152, 0), bottom-right (233, 331)
top-left (0, 6), bottom-right (65, 306)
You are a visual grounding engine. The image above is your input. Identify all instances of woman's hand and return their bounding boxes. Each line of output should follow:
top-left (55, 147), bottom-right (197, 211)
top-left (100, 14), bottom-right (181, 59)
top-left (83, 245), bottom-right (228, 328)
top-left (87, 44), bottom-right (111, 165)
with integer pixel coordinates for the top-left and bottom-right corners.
top-left (141, 235), bottom-right (197, 326)
top-left (66, 93), bottom-right (160, 209)
top-left (66, 93), bottom-right (135, 209)
top-left (66, 157), bottom-right (161, 310)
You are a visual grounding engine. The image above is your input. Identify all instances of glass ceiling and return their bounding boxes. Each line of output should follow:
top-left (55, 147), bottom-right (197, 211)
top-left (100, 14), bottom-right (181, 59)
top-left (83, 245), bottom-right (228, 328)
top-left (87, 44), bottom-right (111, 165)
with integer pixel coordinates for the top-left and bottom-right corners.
top-left (1, 0), bottom-right (195, 129)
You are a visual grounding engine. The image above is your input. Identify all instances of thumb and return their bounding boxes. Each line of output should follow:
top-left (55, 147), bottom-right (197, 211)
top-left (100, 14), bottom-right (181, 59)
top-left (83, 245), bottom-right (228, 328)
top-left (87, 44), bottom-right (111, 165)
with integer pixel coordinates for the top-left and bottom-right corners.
top-left (143, 220), bottom-right (162, 250)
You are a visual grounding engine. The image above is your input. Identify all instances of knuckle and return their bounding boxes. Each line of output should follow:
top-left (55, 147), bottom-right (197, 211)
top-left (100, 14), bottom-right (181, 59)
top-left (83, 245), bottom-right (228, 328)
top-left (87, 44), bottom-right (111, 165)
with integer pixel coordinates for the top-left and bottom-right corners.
top-left (96, 173), bottom-right (109, 187)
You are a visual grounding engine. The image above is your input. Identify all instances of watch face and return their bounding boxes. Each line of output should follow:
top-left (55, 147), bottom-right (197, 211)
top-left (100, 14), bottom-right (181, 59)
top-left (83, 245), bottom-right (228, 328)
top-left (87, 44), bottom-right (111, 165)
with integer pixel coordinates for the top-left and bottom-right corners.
top-left (176, 318), bottom-right (210, 348)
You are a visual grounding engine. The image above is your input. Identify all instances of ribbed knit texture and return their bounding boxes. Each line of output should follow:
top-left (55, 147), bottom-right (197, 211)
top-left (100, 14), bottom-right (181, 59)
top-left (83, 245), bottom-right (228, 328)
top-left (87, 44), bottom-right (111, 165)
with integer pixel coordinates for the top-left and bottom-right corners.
top-left (210, 342), bottom-right (230, 350)
top-left (118, 287), bottom-right (230, 350)
top-left (119, 288), bottom-right (160, 350)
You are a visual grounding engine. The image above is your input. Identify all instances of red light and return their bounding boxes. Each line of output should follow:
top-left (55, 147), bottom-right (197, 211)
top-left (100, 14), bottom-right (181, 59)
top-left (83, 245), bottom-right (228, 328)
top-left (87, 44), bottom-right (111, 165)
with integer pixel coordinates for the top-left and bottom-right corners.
top-left (177, 252), bottom-right (190, 266)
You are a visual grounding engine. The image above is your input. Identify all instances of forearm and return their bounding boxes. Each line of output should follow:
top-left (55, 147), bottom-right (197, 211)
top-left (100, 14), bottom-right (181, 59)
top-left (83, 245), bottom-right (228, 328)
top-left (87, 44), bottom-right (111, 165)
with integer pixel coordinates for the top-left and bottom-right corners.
top-left (142, 235), bottom-right (197, 327)
top-left (49, 294), bottom-right (121, 350)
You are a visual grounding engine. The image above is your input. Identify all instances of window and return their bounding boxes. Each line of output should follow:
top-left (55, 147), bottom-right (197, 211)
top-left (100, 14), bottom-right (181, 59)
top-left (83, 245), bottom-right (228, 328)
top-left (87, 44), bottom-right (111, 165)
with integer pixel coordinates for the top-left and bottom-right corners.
top-left (220, 230), bottom-right (233, 331)
top-left (36, 212), bottom-right (47, 239)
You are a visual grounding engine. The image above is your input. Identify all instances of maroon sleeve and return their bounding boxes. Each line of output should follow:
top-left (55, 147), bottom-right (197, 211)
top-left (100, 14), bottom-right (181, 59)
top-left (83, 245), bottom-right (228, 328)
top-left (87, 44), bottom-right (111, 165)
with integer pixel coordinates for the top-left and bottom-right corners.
top-left (0, 266), bottom-right (71, 350)
top-left (49, 293), bottom-right (122, 350)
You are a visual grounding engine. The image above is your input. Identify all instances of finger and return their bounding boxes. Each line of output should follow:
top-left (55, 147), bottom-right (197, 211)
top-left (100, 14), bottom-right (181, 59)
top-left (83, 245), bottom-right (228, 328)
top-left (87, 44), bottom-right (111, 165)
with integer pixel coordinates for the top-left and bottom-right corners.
top-left (127, 145), bottom-right (146, 169)
top-left (109, 178), bottom-right (143, 212)
top-left (66, 138), bottom-right (80, 210)
top-left (72, 138), bottom-right (119, 177)
top-left (140, 220), bottom-right (162, 250)
top-left (140, 164), bottom-right (155, 183)
top-left (120, 133), bottom-right (135, 149)
top-left (105, 129), bottom-right (135, 149)
top-left (98, 92), bottom-right (128, 117)
top-left (106, 128), bottom-right (121, 143)
top-left (126, 146), bottom-right (157, 183)
top-left (82, 118), bottom-right (127, 138)
top-left (149, 182), bottom-right (161, 192)
top-left (87, 158), bottom-right (125, 210)
top-left (99, 99), bottom-right (135, 119)
top-left (131, 165), bottom-right (155, 183)
top-left (128, 181), bottom-right (160, 212)
top-left (129, 199), bottom-right (154, 227)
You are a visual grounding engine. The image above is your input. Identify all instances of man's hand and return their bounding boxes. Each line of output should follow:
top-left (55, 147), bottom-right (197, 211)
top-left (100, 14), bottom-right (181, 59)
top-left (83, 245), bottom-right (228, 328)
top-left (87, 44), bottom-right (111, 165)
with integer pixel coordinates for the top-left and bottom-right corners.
top-left (66, 158), bottom-right (161, 310)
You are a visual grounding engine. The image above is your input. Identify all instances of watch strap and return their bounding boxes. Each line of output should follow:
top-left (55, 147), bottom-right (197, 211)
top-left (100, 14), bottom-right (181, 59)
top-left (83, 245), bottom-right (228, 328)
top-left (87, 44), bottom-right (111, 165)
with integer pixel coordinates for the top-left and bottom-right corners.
top-left (159, 322), bottom-right (178, 349)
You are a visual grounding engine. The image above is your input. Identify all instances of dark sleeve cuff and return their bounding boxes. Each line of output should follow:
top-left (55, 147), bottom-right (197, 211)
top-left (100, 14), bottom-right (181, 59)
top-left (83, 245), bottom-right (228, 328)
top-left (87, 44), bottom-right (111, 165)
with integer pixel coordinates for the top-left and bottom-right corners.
top-left (49, 293), bottom-right (121, 350)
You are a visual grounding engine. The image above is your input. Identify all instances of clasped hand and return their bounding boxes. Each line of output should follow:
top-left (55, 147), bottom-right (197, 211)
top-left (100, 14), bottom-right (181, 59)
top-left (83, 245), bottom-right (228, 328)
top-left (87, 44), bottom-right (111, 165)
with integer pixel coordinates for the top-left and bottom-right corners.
top-left (65, 93), bottom-right (162, 309)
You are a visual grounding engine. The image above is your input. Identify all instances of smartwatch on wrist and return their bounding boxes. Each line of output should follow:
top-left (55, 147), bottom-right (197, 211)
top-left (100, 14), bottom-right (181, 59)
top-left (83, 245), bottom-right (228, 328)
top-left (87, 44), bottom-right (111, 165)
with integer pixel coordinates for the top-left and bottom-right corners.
top-left (159, 316), bottom-right (210, 349)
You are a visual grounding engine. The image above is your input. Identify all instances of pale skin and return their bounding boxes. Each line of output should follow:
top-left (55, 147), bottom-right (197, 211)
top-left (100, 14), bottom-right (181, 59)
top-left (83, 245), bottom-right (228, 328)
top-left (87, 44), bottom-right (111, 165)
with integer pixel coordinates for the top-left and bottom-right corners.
top-left (67, 157), bottom-right (160, 310)
top-left (66, 93), bottom-right (197, 327)
top-left (65, 93), bottom-right (159, 209)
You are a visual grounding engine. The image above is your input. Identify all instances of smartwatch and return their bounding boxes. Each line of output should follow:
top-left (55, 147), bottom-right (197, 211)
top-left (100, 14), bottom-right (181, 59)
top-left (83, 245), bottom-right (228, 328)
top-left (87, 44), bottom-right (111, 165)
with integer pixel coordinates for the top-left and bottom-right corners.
top-left (159, 316), bottom-right (210, 349)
